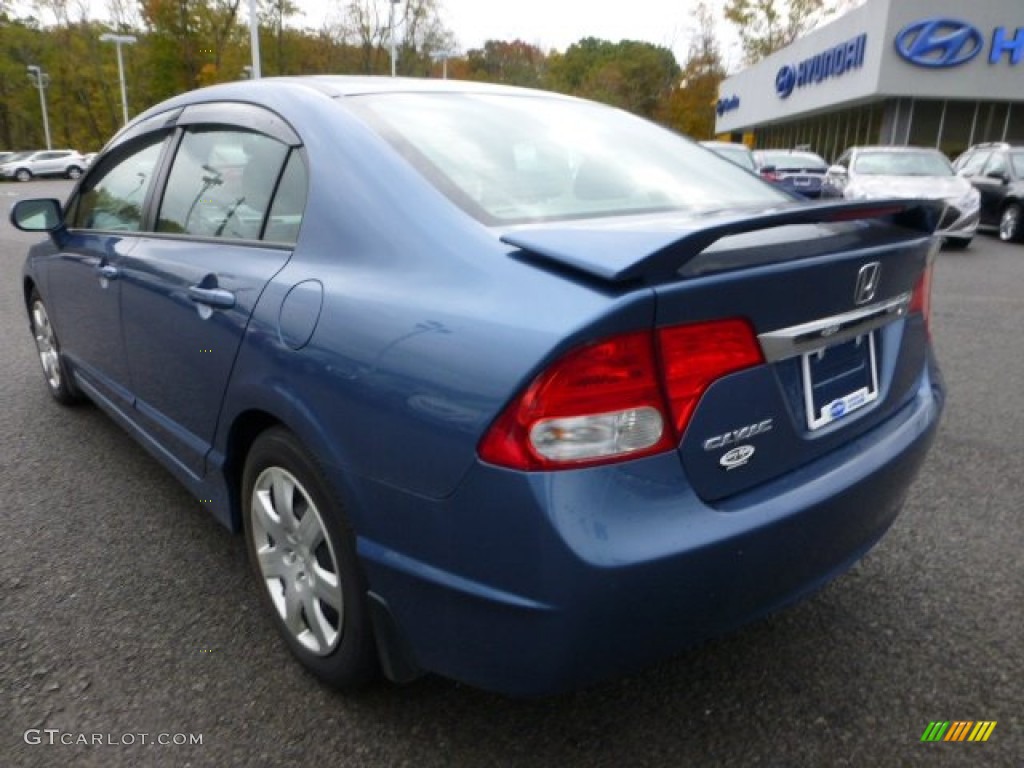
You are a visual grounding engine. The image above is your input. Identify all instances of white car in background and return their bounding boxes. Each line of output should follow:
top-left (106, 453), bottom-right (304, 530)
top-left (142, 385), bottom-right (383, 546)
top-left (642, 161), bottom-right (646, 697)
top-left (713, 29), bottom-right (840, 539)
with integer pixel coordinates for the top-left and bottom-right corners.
top-left (823, 146), bottom-right (979, 249)
top-left (0, 149), bottom-right (88, 181)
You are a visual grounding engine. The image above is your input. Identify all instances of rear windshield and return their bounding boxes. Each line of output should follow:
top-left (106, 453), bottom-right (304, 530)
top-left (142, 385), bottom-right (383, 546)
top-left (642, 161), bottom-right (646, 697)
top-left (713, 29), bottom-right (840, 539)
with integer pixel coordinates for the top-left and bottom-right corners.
top-left (757, 151), bottom-right (827, 171)
top-left (351, 93), bottom-right (787, 224)
top-left (853, 151), bottom-right (953, 176)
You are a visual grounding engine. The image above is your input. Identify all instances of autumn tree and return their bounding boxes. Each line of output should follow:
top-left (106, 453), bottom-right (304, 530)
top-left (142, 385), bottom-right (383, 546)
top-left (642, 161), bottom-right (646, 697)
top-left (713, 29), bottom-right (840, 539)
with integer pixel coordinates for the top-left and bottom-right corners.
top-left (337, 0), bottom-right (454, 76)
top-left (724, 0), bottom-right (839, 65)
top-left (656, 2), bottom-right (726, 139)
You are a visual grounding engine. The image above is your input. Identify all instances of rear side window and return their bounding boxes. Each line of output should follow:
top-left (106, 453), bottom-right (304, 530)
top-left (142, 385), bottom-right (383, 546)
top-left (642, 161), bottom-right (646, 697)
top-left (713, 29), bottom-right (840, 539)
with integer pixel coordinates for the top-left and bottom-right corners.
top-left (70, 136), bottom-right (166, 231)
top-left (264, 151), bottom-right (308, 244)
top-left (958, 151), bottom-right (991, 177)
top-left (156, 128), bottom-right (290, 239)
top-left (983, 152), bottom-right (1008, 177)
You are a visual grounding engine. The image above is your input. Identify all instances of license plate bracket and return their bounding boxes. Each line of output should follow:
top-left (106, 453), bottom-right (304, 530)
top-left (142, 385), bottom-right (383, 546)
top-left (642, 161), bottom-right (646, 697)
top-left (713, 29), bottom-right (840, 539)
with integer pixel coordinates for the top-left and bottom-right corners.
top-left (801, 332), bottom-right (879, 430)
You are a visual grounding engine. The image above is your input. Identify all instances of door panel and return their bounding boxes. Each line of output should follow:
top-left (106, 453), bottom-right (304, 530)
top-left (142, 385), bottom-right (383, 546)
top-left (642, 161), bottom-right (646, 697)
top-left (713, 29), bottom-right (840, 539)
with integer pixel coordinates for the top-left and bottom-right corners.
top-left (46, 134), bottom-right (170, 404)
top-left (118, 239), bottom-right (291, 477)
top-left (46, 234), bottom-right (137, 405)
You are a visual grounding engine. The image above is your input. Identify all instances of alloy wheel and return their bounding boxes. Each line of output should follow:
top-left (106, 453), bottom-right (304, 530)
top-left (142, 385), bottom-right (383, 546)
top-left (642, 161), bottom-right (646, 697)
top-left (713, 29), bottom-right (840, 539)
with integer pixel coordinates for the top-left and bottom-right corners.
top-left (999, 206), bottom-right (1020, 242)
top-left (249, 466), bottom-right (345, 656)
top-left (31, 300), bottom-right (62, 391)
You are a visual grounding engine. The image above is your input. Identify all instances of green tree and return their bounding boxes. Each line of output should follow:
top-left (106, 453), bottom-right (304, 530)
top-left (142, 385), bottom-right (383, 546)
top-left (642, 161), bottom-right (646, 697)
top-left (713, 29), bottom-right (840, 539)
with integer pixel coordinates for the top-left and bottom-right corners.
top-left (547, 37), bottom-right (680, 118)
top-left (259, 0), bottom-right (299, 75)
top-left (724, 0), bottom-right (839, 65)
top-left (463, 40), bottom-right (546, 87)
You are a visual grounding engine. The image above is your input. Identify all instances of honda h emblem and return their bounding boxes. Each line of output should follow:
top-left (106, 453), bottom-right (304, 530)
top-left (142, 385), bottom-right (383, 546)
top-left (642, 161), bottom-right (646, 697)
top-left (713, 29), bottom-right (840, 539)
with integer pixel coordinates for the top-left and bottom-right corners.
top-left (854, 262), bottom-right (881, 305)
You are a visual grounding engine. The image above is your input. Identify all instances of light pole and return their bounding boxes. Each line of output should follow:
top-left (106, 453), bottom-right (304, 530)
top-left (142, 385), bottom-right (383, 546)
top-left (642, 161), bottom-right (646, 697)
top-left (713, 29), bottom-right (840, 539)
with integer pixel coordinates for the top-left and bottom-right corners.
top-left (431, 50), bottom-right (456, 79)
top-left (389, 0), bottom-right (401, 77)
top-left (248, 0), bottom-right (262, 78)
top-left (99, 33), bottom-right (137, 126)
top-left (26, 65), bottom-right (51, 150)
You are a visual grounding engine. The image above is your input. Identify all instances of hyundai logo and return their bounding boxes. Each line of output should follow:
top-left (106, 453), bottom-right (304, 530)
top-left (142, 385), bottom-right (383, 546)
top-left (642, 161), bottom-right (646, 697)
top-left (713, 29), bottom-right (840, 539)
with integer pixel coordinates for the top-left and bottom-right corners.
top-left (895, 18), bottom-right (984, 68)
top-left (775, 66), bottom-right (797, 98)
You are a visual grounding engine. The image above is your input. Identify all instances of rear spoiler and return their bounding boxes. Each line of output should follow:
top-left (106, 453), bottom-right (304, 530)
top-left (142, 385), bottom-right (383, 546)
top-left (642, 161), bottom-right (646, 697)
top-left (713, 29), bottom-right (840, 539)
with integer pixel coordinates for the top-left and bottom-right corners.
top-left (500, 199), bottom-right (944, 285)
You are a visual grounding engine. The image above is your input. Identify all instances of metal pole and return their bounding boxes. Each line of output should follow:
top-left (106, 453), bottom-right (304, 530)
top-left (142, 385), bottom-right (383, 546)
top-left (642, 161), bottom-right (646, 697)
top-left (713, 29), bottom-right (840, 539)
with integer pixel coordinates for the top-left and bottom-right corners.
top-left (390, 1), bottom-right (398, 77)
top-left (27, 66), bottom-right (51, 150)
top-left (116, 43), bottom-right (128, 125)
top-left (100, 34), bottom-right (137, 126)
top-left (249, 0), bottom-right (262, 78)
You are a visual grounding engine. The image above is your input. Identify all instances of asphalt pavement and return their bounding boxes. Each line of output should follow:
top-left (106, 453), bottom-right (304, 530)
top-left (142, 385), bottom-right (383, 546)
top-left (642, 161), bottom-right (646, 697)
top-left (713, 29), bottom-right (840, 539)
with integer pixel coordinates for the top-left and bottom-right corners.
top-left (1, 179), bottom-right (1021, 767)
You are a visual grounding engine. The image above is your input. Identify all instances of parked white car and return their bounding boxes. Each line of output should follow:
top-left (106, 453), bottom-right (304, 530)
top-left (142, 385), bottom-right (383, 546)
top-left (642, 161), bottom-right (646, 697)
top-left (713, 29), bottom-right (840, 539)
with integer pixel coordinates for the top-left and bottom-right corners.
top-left (823, 146), bottom-right (979, 249)
top-left (0, 149), bottom-right (88, 181)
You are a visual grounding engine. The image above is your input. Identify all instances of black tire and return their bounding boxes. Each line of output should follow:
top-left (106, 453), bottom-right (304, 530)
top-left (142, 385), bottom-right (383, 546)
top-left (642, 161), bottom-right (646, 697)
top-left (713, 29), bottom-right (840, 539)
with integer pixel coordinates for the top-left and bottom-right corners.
top-left (15, 168), bottom-right (32, 182)
top-left (999, 203), bottom-right (1023, 243)
top-left (28, 289), bottom-right (83, 405)
top-left (242, 427), bottom-right (378, 691)
top-left (66, 165), bottom-right (83, 180)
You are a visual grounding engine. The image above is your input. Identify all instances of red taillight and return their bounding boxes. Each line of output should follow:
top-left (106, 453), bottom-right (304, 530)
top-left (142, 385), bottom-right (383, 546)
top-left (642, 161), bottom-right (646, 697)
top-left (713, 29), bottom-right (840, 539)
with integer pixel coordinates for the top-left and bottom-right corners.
top-left (761, 170), bottom-right (779, 182)
top-left (479, 320), bottom-right (763, 471)
top-left (657, 319), bottom-right (765, 435)
top-left (909, 262), bottom-right (934, 336)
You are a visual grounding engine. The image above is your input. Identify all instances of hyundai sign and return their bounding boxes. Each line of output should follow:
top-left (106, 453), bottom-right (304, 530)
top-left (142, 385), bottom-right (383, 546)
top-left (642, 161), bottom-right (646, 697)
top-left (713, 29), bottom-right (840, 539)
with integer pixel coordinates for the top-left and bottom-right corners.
top-left (775, 34), bottom-right (867, 99)
top-left (895, 18), bottom-right (1024, 68)
top-left (716, 95), bottom-right (740, 116)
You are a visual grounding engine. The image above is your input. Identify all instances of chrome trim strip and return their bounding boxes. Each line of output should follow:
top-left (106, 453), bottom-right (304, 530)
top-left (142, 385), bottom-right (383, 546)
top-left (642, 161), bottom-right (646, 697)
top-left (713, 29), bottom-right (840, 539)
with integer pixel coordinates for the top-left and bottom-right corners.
top-left (758, 292), bottom-right (912, 362)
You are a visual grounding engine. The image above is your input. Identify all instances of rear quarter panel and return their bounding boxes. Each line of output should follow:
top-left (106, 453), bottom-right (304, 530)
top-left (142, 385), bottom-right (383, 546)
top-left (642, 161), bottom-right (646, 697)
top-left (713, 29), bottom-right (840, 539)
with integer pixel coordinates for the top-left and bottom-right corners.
top-left (215, 92), bottom-right (654, 506)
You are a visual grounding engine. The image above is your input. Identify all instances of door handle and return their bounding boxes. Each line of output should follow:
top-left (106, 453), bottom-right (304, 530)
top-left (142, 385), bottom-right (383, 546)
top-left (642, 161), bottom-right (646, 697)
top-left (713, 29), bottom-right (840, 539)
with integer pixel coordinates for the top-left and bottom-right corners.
top-left (188, 285), bottom-right (236, 309)
top-left (96, 264), bottom-right (119, 280)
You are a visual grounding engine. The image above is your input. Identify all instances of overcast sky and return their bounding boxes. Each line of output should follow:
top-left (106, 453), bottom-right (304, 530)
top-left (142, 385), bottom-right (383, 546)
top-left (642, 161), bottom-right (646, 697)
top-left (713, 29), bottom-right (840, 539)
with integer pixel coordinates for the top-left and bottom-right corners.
top-left (293, 0), bottom-right (746, 70)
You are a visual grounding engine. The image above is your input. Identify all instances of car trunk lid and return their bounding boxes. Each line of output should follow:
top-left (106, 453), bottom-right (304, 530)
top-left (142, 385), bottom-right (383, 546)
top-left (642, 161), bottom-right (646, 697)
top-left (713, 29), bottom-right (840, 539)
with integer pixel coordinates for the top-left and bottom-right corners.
top-left (501, 200), bottom-right (941, 501)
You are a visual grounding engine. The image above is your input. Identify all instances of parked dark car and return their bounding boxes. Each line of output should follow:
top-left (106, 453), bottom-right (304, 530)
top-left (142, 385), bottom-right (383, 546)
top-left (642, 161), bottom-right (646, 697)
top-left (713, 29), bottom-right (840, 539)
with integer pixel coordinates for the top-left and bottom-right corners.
top-left (754, 149), bottom-right (829, 198)
top-left (12, 77), bottom-right (945, 696)
top-left (953, 142), bottom-right (1024, 242)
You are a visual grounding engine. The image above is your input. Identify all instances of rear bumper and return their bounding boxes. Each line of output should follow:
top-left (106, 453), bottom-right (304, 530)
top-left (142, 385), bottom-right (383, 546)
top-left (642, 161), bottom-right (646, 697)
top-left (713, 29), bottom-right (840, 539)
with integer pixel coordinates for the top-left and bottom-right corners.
top-left (352, 362), bottom-right (943, 696)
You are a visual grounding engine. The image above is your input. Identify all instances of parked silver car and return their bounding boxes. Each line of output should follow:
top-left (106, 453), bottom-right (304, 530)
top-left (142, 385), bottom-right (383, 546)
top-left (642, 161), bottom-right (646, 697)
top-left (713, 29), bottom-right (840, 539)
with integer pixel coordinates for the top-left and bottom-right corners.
top-left (823, 146), bottom-right (979, 249)
top-left (0, 149), bottom-right (87, 181)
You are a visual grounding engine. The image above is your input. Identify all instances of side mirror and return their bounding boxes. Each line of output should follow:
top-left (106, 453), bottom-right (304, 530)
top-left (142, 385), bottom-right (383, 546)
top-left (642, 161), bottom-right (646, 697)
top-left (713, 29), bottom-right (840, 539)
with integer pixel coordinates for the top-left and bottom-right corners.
top-left (985, 170), bottom-right (1010, 183)
top-left (10, 198), bottom-right (64, 232)
top-left (827, 165), bottom-right (848, 177)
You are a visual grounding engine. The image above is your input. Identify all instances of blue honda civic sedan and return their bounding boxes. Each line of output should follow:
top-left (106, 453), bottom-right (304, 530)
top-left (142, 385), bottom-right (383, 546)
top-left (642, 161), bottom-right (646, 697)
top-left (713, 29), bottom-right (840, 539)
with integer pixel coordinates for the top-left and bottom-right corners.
top-left (12, 77), bottom-right (944, 696)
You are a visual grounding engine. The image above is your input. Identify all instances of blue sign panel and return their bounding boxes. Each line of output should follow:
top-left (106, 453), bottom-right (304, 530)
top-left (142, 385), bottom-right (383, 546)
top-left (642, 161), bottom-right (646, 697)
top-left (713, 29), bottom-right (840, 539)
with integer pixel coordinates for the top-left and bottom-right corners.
top-left (894, 18), bottom-right (984, 68)
top-left (775, 34), bottom-right (867, 99)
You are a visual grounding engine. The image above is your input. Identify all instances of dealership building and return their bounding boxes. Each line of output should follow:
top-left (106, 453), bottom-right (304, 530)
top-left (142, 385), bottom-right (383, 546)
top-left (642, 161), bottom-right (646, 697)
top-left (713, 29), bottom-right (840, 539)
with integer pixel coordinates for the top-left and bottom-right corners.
top-left (714, 0), bottom-right (1024, 161)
